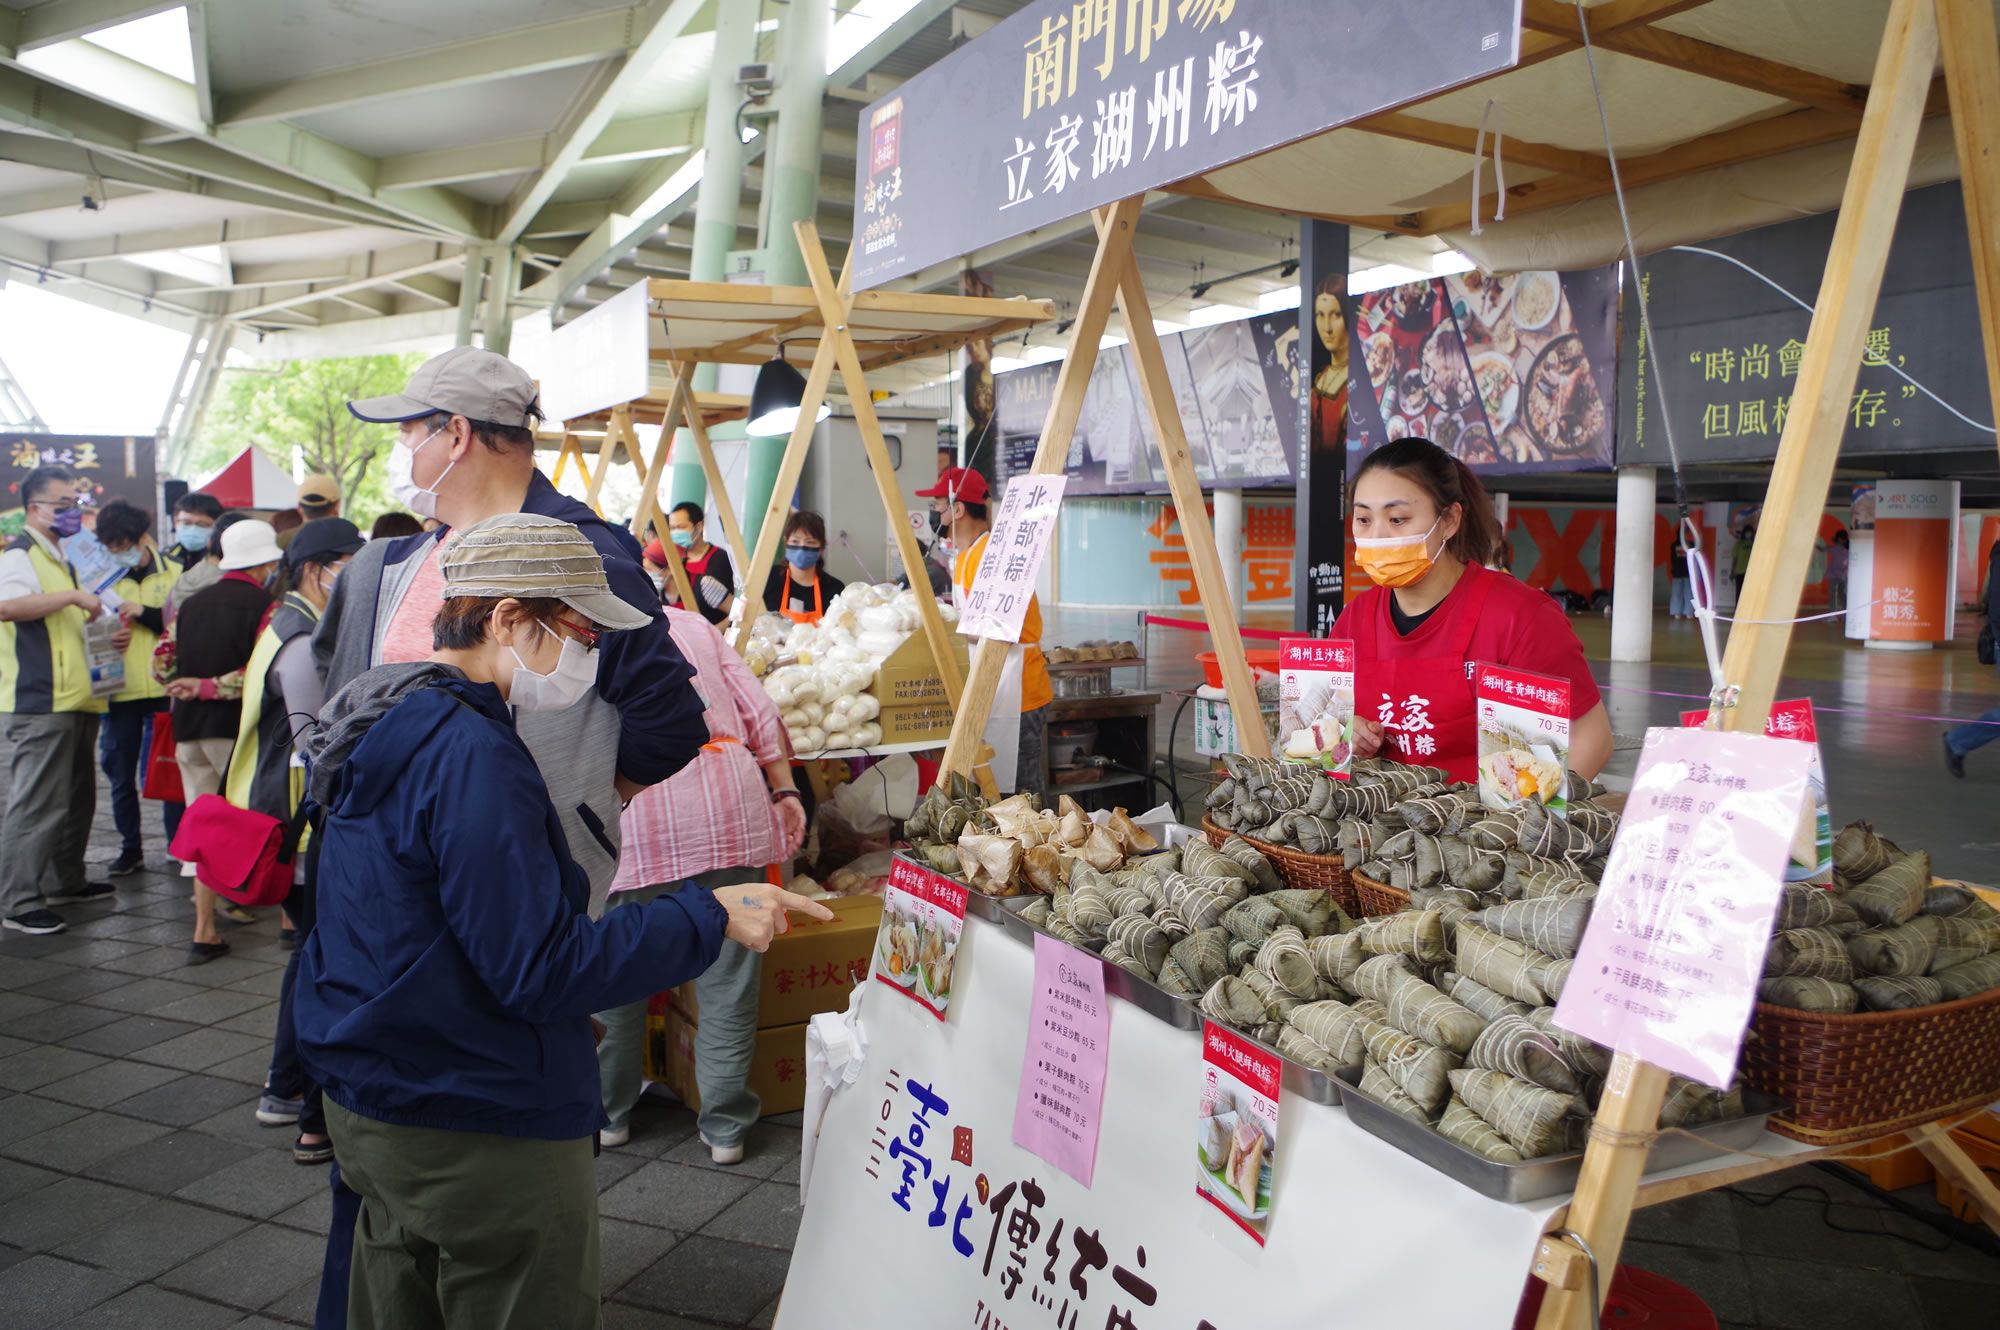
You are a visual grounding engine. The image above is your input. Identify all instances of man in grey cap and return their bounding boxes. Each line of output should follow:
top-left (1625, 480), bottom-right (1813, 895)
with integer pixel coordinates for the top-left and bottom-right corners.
top-left (315, 346), bottom-right (710, 917)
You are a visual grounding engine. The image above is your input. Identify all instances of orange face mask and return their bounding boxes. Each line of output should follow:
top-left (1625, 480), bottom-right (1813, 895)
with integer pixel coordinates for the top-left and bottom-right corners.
top-left (1354, 518), bottom-right (1443, 589)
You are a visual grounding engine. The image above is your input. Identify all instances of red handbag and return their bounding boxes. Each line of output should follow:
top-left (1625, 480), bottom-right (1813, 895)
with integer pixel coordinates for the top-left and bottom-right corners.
top-left (142, 710), bottom-right (184, 803)
top-left (169, 793), bottom-right (307, 907)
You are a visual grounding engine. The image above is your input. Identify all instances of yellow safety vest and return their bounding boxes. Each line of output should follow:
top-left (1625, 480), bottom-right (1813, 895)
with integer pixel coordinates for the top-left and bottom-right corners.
top-left (108, 553), bottom-right (180, 703)
top-left (223, 594), bottom-right (317, 823)
top-left (0, 533), bottom-right (107, 715)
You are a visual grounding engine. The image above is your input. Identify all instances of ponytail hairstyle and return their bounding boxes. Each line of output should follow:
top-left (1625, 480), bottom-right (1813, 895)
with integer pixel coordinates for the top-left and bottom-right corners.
top-left (1353, 438), bottom-right (1502, 567)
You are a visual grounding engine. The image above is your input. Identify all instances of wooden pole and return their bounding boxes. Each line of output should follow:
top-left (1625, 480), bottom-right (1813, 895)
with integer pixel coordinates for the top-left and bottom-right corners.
top-left (792, 220), bottom-right (966, 711)
top-left (1104, 216), bottom-right (1270, 759)
top-left (1534, 4), bottom-right (1940, 1326)
top-left (1720, 0), bottom-right (1937, 727)
top-left (551, 432), bottom-right (583, 486)
top-left (1935, 0), bottom-right (2000, 462)
top-left (630, 368), bottom-right (692, 543)
top-left (732, 317), bottom-right (845, 654)
top-left (679, 389), bottom-right (753, 593)
top-left (584, 405), bottom-right (628, 515)
top-left (937, 199), bottom-right (1139, 783)
top-left (654, 506), bottom-right (699, 617)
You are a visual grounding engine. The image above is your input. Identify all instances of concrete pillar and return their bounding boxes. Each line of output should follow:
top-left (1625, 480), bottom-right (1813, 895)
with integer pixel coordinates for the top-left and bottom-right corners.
top-left (1610, 464), bottom-right (1657, 663)
top-left (670, 0), bottom-right (759, 515)
top-left (1214, 488), bottom-right (1245, 612)
top-left (743, 0), bottom-right (829, 557)
top-left (454, 249), bottom-right (488, 348)
top-left (483, 247), bottom-right (521, 358)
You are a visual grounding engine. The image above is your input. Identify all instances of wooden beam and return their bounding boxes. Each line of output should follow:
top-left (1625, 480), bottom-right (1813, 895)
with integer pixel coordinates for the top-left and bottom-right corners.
top-left (679, 389), bottom-right (753, 601)
top-left (1353, 111), bottom-right (1611, 180)
top-left (793, 219), bottom-right (968, 719)
top-left (1535, 5), bottom-right (1939, 1325)
top-left (551, 432), bottom-right (586, 486)
top-left (939, 200), bottom-right (1138, 784)
top-left (584, 404), bottom-right (629, 514)
top-left (1909, 1119), bottom-right (2000, 1233)
top-left (1520, 0), bottom-right (1864, 114)
top-left (1935, 0), bottom-right (2000, 470)
top-left (1407, 86), bottom-right (1949, 236)
top-left (1107, 219), bottom-right (1270, 760)
top-left (630, 368), bottom-right (692, 551)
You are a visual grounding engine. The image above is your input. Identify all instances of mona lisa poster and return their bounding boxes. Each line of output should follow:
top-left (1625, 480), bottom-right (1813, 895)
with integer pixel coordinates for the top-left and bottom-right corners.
top-left (1296, 219), bottom-right (1351, 634)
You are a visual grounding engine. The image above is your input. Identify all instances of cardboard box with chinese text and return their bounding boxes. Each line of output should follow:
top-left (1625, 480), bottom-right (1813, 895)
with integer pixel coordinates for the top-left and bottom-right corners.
top-left (672, 891), bottom-right (880, 1030)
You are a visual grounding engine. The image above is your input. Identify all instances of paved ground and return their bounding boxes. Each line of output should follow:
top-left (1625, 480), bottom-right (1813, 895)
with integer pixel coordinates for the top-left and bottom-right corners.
top-left (0, 783), bottom-right (803, 1329)
top-left (4, 604), bottom-right (1998, 1327)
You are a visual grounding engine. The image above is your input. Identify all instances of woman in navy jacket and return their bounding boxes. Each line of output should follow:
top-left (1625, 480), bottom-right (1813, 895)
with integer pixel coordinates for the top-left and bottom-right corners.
top-left (296, 513), bottom-right (828, 1330)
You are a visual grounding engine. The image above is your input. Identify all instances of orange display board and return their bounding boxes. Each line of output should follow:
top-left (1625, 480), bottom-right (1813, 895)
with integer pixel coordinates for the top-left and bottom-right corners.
top-left (1869, 480), bottom-right (1960, 641)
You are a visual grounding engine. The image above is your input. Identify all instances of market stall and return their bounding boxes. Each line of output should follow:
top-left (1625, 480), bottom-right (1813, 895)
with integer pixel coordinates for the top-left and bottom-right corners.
top-left (786, 0), bottom-right (2000, 1326)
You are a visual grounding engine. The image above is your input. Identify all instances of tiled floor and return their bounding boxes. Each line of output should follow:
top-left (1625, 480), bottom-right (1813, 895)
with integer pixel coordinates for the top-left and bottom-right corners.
top-left (5, 608), bottom-right (1998, 1327)
top-left (0, 781), bottom-right (804, 1328)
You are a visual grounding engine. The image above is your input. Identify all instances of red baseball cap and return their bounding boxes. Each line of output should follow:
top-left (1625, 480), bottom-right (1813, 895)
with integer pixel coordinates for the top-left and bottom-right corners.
top-left (915, 466), bottom-right (989, 504)
top-left (641, 538), bottom-right (667, 566)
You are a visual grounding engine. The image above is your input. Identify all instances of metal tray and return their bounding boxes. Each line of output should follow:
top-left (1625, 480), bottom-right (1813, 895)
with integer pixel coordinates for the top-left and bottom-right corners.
top-left (1333, 1066), bottom-right (1782, 1203)
top-left (1234, 1027), bottom-right (1349, 1106)
top-left (992, 897), bottom-right (1204, 1031)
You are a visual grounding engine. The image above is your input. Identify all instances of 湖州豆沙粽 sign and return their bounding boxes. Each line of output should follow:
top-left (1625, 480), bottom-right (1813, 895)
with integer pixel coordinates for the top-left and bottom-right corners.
top-left (849, 0), bottom-right (1523, 289)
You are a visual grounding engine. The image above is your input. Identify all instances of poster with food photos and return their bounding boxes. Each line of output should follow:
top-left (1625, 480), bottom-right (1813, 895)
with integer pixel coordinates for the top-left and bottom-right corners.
top-left (1277, 637), bottom-right (1355, 777)
top-left (875, 857), bottom-right (968, 1020)
top-left (1196, 1021), bottom-right (1280, 1246)
top-left (1475, 663), bottom-right (1572, 815)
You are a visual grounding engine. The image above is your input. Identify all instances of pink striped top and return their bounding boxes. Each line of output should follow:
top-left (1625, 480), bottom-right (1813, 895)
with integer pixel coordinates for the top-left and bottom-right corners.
top-left (610, 607), bottom-right (793, 891)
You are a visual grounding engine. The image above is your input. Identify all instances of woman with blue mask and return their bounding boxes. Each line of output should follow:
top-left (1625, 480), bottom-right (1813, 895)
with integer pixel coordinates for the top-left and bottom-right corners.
top-left (93, 500), bottom-right (182, 878)
top-left (296, 513), bottom-right (830, 1330)
top-left (759, 508), bottom-right (844, 626)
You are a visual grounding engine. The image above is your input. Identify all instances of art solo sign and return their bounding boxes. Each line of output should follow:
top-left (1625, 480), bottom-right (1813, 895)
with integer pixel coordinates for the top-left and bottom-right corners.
top-left (849, 0), bottom-right (1523, 288)
top-left (1868, 479), bottom-right (1960, 643)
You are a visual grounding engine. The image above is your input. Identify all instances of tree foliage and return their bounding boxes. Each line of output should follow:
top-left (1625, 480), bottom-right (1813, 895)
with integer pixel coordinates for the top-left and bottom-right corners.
top-left (188, 353), bottom-right (424, 524)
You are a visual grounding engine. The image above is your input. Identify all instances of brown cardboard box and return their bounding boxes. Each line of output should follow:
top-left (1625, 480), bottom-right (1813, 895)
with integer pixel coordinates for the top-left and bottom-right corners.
top-left (672, 892), bottom-right (881, 1030)
top-left (867, 632), bottom-right (970, 744)
top-left (651, 1005), bottom-right (810, 1117)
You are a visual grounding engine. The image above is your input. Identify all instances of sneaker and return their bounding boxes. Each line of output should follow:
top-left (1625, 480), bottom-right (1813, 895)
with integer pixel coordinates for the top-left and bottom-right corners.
top-left (600, 1124), bottom-right (631, 1148)
top-left (186, 940), bottom-right (231, 966)
top-left (702, 1133), bottom-right (745, 1165)
top-left (43, 881), bottom-right (114, 905)
top-left (3, 908), bottom-right (66, 936)
top-left (257, 1093), bottom-right (304, 1126)
top-left (294, 1135), bottom-right (335, 1166)
top-left (105, 849), bottom-right (145, 876)
top-left (1945, 733), bottom-right (1967, 780)
top-left (279, 927), bottom-right (298, 951)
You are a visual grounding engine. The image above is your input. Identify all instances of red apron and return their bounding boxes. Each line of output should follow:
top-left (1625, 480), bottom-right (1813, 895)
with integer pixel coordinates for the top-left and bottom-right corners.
top-left (1350, 566), bottom-right (1496, 784)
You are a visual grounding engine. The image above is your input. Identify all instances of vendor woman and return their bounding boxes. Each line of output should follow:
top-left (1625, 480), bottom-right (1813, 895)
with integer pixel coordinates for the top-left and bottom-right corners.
top-left (1335, 438), bottom-right (1612, 783)
top-left (760, 509), bottom-right (844, 625)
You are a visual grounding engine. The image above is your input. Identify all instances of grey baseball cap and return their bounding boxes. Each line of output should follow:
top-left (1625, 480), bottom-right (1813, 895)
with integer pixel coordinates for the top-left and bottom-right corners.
top-left (347, 346), bottom-right (542, 427)
top-left (439, 513), bottom-right (653, 632)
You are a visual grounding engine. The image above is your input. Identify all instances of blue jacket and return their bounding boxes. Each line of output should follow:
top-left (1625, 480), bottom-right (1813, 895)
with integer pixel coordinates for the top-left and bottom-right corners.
top-left (295, 672), bottom-right (727, 1140)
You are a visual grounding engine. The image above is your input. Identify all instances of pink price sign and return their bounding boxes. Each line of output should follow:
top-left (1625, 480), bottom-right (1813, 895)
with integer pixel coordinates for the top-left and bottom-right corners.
top-left (1196, 1022), bottom-right (1281, 1246)
top-left (1278, 638), bottom-right (1354, 672)
top-left (1475, 663), bottom-right (1571, 720)
top-left (1553, 728), bottom-right (1812, 1088)
top-left (1012, 933), bottom-right (1109, 1188)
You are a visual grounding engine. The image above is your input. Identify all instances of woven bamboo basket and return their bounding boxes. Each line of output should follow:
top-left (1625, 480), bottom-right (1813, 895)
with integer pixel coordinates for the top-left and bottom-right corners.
top-left (1200, 816), bottom-right (1355, 915)
top-left (1348, 868), bottom-right (1411, 919)
top-left (1740, 987), bottom-right (2000, 1145)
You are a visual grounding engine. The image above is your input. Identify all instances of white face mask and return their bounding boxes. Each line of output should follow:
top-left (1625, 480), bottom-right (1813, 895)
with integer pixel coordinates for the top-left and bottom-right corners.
top-left (387, 422), bottom-right (453, 519)
top-left (507, 621), bottom-right (597, 714)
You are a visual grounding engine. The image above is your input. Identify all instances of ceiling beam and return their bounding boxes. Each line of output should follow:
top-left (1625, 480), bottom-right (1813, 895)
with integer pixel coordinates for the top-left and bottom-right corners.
top-left (0, 180), bottom-right (148, 218)
top-left (385, 273), bottom-right (459, 307)
top-left (377, 110), bottom-right (701, 190)
top-left (48, 215), bottom-right (344, 265)
top-left (1518, 0), bottom-right (1864, 115)
top-left (495, 0), bottom-right (708, 244)
top-left (186, 0), bottom-right (215, 124)
top-left (215, 6), bottom-right (648, 126)
top-left (227, 255), bottom-right (464, 320)
top-left (12, 0), bottom-right (184, 52)
top-left (1352, 111), bottom-right (1610, 179)
top-left (825, 0), bottom-right (955, 89)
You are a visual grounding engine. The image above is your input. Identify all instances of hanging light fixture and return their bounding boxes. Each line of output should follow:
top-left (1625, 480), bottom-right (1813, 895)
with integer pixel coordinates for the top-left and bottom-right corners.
top-left (745, 343), bottom-right (831, 437)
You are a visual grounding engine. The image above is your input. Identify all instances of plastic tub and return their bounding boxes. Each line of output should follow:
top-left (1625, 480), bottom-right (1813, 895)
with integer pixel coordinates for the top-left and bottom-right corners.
top-left (1195, 648), bottom-right (1281, 688)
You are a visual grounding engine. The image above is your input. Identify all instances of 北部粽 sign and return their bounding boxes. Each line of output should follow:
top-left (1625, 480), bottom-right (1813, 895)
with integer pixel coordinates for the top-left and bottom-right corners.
top-left (849, 0), bottom-right (1523, 290)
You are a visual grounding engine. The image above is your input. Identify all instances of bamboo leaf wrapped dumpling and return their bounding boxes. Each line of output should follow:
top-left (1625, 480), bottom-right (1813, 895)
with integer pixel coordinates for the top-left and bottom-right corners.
top-left (1276, 1023), bottom-right (1340, 1073)
top-left (1844, 849), bottom-right (1930, 927)
top-left (1526, 1007), bottom-right (1615, 1079)
top-left (1264, 888), bottom-right (1344, 937)
top-left (1467, 1013), bottom-right (1579, 1094)
top-left (1288, 998), bottom-right (1371, 1067)
top-left (1763, 928), bottom-right (1855, 982)
top-left (1854, 974), bottom-right (1945, 1011)
top-left (1256, 925), bottom-right (1321, 999)
top-left (1442, 971), bottom-right (1533, 1024)
top-left (1757, 976), bottom-right (1860, 1013)
top-left (1844, 916), bottom-right (1939, 978)
top-left (1928, 915), bottom-right (2000, 974)
top-left (1198, 975), bottom-right (1270, 1030)
top-left (1217, 835), bottom-right (1282, 892)
top-left (1932, 953), bottom-right (2000, 1001)
top-left (1832, 820), bottom-right (1897, 883)
top-left (1360, 1059), bottom-right (1434, 1125)
top-left (1169, 927), bottom-right (1233, 992)
top-left (1306, 932), bottom-right (1368, 990)
top-left (1347, 908), bottom-right (1451, 967)
top-left (1470, 896), bottom-right (1593, 960)
top-left (1358, 1017), bottom-right (1460, 1113)
top-left (1449, 1068), bottom-right (1578, 1158)
top-left (1349, 954), bottom-right (1486, 1055)
top-left (1455, 922), bottom-right (1552, 1005)
top-left (1773, 882), bottom-right (1842, 931)
top-left (1437, 1095), bottom-right (1523, 1162)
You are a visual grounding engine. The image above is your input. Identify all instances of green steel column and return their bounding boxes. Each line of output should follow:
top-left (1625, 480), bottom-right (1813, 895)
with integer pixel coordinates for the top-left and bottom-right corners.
top-left (741, 0), bottom-right (828, 556)
top-left (669, 0), bottom-right (759, 516)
